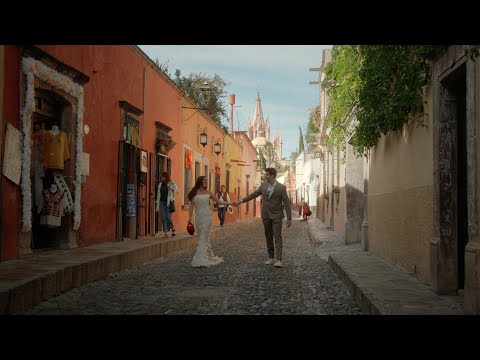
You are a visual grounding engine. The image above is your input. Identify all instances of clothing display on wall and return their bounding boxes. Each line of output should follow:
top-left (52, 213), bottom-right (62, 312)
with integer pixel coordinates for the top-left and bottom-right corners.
top-left (38, 185), bottom-right (66, 227)
top-left (31, 123), bottom-right (72, 228)
top-left (53, 171), bottom-right (74, 213)
top-left (43, 127), bottom-right (70, 170)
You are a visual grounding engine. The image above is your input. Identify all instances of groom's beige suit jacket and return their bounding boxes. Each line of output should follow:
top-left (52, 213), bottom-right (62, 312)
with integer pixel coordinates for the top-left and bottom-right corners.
top-left (242, 181), bottom-right (292, 221)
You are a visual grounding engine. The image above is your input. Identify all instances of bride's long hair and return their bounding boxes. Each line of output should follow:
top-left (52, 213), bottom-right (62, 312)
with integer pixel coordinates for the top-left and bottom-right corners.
top-left (187, 176), bottom-right (206, 201)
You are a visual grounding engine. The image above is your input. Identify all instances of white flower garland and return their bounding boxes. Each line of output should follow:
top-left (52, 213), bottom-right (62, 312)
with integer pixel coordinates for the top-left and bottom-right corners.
top-left (20, 57), bottom-right (84, 232)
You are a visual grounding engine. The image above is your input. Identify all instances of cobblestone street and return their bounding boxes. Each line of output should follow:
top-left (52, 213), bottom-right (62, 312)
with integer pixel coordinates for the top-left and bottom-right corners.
top-left (26, 217), bottom-right (362, 315)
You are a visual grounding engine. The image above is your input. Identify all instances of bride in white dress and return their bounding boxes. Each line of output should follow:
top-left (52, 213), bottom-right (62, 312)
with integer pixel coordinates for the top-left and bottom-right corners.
top-left (188, 176), bottom-right (231, 267)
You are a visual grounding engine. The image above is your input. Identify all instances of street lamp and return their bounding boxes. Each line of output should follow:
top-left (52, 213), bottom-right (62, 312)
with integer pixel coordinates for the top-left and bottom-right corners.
top-left (214, 141), bottom-right (221, 156)
top-left (181, 81), bottom-right (214, 122)
top-left (199, 131), bottom-right (208, 147)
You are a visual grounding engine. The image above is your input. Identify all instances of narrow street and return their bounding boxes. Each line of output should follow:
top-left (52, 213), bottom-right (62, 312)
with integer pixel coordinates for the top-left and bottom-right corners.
top-left (26, 216), bottom-right (362, 315)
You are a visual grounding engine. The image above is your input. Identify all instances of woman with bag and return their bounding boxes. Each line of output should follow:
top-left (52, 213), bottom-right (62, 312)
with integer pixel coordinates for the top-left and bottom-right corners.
top-left (156, 172), bottom-right (180, 239)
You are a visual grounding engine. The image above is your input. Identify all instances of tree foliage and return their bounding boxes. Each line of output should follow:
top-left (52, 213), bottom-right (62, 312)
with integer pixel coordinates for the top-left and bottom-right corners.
top-left (306, 105), bottom-right (321, 153)
top-left (174, 70), bottom-right (230, 129)
top-left (321, 46), bottom-right (363, 154)
top-left (259, 148), bottom-right (266, 169)
top-left (322, 45), bottom-right (448, 156)
top-left (155, 58), bottom-right (170, 75)
top-left (263, 141), bottom-right (275, 161)
top-left (298, 126), bottom-right (305, 152)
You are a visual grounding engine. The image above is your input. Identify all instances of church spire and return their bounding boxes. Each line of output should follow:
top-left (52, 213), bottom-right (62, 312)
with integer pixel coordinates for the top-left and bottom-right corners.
top-left (252, 92), bottom-right (265, 130)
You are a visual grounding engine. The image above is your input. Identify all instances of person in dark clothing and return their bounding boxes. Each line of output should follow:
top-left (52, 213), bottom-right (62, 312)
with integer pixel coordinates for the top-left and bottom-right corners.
top-left (156, 172), bottom-right (179, 238)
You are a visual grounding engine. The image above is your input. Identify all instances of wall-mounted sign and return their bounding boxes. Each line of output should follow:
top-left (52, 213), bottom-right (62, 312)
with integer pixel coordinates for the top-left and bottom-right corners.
top-left (2, 123), bottom-right (23, 185)
top-left (81, 152), bottom-right (90, 176)
top-left (140, 150), bottom-right (148, 173)
top-left (126, 184), bottom-right (136, 217)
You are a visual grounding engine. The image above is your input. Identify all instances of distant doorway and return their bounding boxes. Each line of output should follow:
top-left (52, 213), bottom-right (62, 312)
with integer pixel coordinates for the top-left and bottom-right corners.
top-left (441, 62), bottom-right (468, 289)
top-left (431, 48), bottom-right (476, 296)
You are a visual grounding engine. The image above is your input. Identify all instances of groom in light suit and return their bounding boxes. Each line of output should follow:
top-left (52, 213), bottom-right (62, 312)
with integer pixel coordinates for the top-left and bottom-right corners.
top-left (233, 167), bottom-right (292, 267)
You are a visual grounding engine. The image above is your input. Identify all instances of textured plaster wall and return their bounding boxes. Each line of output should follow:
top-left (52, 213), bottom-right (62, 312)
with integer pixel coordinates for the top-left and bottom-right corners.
top-left (368, 84), bottom-right (434, 285)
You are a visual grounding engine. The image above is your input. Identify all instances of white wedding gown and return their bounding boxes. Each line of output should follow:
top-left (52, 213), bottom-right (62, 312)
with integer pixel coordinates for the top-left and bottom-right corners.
top-left (191, 194), bottom-right (224, 267)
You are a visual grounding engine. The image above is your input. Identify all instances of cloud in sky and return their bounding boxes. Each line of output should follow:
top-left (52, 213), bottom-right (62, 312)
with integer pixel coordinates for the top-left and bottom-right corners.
top-left (138, 45), bottom-right (331, 157)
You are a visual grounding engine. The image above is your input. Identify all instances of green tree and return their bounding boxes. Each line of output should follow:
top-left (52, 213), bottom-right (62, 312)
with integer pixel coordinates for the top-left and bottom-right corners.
top-left (298, 126), bottom-right (305, 152)
top-left (174, 70), bottom-right (230, 129)
top-left (289, 151), bottom-right (298, 172)
top-left (322, 45), bottom-right (448, 157)
top-left (259, 148), bottom-right (266, 170)
top-left (155, 58), bottom-right (170, 75)
top-left (306, 106), bottom-right (321, 153)
top-left (263, 141), bottom-right (274, 162)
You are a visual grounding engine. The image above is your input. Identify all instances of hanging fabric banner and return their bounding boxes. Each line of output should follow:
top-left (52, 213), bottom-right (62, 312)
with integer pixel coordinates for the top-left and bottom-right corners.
top-left (185, 149), bottom-right (193, 169)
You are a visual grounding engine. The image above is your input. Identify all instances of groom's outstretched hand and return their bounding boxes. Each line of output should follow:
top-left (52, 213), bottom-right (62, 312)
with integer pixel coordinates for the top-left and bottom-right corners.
top-left (232, 201), bottom-right (240, 207)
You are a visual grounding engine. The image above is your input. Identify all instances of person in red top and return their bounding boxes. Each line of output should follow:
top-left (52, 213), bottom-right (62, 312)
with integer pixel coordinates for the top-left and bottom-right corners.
top-left (302, 201), bottom-right (310, 221)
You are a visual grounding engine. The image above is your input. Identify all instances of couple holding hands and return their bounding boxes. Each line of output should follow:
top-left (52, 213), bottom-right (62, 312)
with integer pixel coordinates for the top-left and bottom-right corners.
top-left (188, 167), bottom-right (291, 268)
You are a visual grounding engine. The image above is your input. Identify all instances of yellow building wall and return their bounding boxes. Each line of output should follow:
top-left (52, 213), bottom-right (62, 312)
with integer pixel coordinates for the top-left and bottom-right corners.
top-left (222, 132), bottom-right (243, 210)
top-left (179, 98), bottom-right (228, 226)
top-left (368, 83), bottom-right (434, 285)
top-left (235, 132), bottom-right (259, 220)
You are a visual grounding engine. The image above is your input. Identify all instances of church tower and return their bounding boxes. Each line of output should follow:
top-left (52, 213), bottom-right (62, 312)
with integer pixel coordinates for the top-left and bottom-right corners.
top-left (247, 93), bottom-right (270, 141)
top-left (247, 92), bottom-right (283, 163)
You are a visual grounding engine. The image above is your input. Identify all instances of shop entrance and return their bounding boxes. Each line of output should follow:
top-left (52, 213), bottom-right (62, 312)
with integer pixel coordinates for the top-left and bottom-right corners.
top-left (31, 89), bottom-right (74, 250)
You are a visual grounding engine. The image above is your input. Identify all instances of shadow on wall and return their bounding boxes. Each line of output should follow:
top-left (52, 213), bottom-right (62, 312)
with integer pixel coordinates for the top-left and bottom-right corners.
top-left (345, 183), bottom-right (365, 244)
top-left (317, 183), bottom-right (365, 245)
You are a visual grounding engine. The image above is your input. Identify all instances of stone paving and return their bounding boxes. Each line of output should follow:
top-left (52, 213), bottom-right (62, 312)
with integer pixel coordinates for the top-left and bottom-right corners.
top-left (26, 216), bottom-right (362, 315)
top-left (6, 211), bottom-right (464, 316)
top-left (306, 217), bottom-right (464, 315)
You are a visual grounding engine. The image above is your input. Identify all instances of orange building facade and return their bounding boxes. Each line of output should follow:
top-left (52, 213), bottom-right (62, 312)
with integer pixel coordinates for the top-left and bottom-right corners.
top-left (0, 45), bottom-right (259, 262)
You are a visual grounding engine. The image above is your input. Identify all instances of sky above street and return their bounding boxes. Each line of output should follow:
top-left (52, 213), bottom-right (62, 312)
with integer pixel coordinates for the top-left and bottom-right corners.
top-left (138, 45), bottom-right (332, 158)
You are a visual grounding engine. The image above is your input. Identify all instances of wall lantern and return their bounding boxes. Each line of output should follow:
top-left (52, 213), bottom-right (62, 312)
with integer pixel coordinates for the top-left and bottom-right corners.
top-left (214, 141), bottom-right (221, 156)
top-left (199, 131), bottom-right (208, 147)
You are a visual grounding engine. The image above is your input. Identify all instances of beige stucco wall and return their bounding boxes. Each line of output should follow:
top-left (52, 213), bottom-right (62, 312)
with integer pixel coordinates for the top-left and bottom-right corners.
top-left (368, 84), bottom-right (434, 285)
top-left (323, 149), bottom-right (347, 239)
top-left (335, 151), bottom-right (347, 239)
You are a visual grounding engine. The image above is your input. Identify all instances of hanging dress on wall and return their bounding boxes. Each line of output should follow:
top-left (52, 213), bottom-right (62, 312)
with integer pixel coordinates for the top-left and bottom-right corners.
top-left (39, 188), bottom-right (66, 227)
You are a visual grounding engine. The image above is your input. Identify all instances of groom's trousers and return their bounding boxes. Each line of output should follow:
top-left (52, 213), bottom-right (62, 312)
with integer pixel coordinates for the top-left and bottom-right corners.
top-left (262, 218), bottom-right (283, 261)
